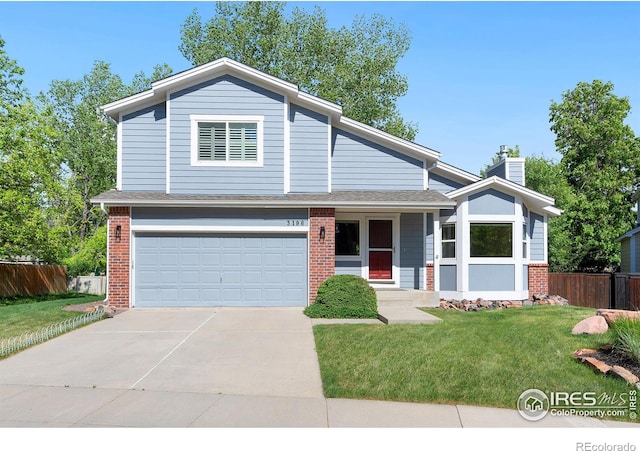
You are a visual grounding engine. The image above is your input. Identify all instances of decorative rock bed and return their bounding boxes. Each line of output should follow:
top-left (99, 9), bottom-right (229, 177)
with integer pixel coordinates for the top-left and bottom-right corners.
top-left (439, 294), bottom-right (569, 311)
top-left (574, 347), bottom-right (640, 387)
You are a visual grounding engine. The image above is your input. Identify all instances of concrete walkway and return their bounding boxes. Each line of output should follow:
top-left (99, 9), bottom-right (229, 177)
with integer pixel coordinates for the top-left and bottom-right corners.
top-left (0, 308), bottom-right (636, 428)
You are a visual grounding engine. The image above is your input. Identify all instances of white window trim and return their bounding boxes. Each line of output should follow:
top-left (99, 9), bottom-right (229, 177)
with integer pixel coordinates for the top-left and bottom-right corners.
top-left (190, 114), bottom-right (264, 167)
top-left (441, 222), bottom-right (456, 261)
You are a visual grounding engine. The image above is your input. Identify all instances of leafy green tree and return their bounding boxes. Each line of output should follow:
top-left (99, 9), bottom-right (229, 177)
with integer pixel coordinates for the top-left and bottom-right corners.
top-left (525, 155), bottom-right (579, 272)
top-left (41, 61), bottom-right (173, 255)
top-left (179, 1), bottom-right (417, 139)
top-left (549, 80), bottom-right (640, 272)
top-left (63, 225), bottom-right (107, 277)
top-left (0, 38), bottom-right (63, 262)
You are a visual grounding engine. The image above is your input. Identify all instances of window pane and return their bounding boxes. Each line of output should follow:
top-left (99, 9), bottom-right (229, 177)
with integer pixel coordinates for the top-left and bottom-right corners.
top-left (470, 224), bottom-right (513, 257)
top-left (229, 123), bottom-right (257, 161)
top-left (442, 223), bottom-right (455, 241)
top-left (198, 123), bottom-right (213, 160)
top-left (442, 242), bottom-right (455, 259)
top-left (212, 123), bottom-right (226, 161)
top-left (369, 220), bottom-right (392, 248)
top-left (336, 221), bottom-right (360, 256)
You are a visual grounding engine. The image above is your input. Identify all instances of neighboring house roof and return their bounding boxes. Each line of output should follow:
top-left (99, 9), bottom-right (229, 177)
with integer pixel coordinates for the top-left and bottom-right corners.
top-left (92, 189), bottom-right (456, 210)
top-left (447, 176), bottom-right (562, 217)
top-left (101, 57), bottom-right (441, 164)
top-left (617, 225), bottom-right (640, 242)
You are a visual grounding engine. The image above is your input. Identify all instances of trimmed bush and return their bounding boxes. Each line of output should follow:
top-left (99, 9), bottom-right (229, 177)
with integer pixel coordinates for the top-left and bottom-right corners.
top-left (611, 317), bottom-right (640, 365)
top-left (304, 274), bottom-right (378, 319)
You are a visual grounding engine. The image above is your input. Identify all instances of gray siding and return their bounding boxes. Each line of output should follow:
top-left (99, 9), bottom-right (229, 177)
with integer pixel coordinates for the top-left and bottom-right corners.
top-left (400, 213), bottom-right (424, 289)
top-left (290, 104), bottom-right (328, 193)
top-left (122, 102), bottom-right (166, 192)
top-left (530, 213), bottom-right (545, 261)
top-left (335, 260), bottom-right (362, 276)
top-left (636, 235), bottom-right (640, 271)
top-left (169, 75), bottom-right (285, 194)
top-left (469, 264), bottom-right (515, 291)
top-left (508, 161), bottom-right (525, 185)
top-left (486, 161), bottom-right (506, 179)
top-left (426, 213), bottom-right (434, 262)
top-left (440, 209), bottom-right (456, 222)
top-left (131, 207), bottom-right (307, 227)
top-left (429, 173), bottom-right (464, 193)
top-left (331, 128), bottom-right (423, 190)
top-left (620, 238), bottom-right (631, 273)
top-left (468, 188), bottom-right (515, 215)
top-left (523, 265), bottom-right (529, 291)
top-left (440, 265), bottom-right (457, 291)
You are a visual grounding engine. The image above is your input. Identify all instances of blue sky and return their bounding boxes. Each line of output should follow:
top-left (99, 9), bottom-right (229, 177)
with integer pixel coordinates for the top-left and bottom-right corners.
top-left (1, 1), bottom-right (640, 174)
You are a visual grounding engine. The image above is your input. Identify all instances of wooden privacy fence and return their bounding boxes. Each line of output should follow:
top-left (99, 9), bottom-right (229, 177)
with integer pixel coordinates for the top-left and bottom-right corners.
top-left (548, 273), bottom-right (612, 309)
top-left (0, 263), bottom-right (67, 298)
top-left (549, 272), bottom-right (640, 310)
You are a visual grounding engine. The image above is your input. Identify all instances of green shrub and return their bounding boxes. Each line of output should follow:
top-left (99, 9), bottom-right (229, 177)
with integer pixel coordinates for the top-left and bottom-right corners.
top-left (611, 317), bottom-right (640, 365)
top-left (304, 274), bottom-right (378, 319)
top-left (63, 225), bottom-right (107, 277)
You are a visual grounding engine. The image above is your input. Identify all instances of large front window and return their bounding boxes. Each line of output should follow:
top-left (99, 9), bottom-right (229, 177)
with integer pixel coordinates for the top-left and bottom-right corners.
top-left (470, 223), bottom-right (513, 257)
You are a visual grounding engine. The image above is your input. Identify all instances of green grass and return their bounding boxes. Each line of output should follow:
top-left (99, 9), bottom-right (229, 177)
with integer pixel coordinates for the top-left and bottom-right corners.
top-left (0, 293), bottom-right (105, 341)
top-left (312, 306), bottom-right (635, 416)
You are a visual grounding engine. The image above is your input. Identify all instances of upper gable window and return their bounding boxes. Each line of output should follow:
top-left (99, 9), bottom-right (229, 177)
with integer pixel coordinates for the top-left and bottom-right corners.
top-left (190, 115), bottom-right (264, 167)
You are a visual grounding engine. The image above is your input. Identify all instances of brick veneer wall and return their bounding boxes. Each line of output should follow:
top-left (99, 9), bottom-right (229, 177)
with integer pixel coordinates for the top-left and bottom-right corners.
top-left (309, 208), bottom-right (335, 304)
top-left (528, 263), bottom-right (549, 298)
top-left (108, 206), bottom-right (131, 309)
top-left (426, 263), bottom-right (435, 291)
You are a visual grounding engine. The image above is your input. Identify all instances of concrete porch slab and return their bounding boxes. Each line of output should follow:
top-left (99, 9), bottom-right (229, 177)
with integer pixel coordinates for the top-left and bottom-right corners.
top-left (377, 306), bottom-right (443, 325)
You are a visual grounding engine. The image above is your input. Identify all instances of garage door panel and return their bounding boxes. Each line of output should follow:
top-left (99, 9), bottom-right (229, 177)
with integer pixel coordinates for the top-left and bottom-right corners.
top-left (135, 233), bottom-right (307, 307)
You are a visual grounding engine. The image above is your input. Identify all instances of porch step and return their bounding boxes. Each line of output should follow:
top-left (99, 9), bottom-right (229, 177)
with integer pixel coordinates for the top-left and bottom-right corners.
top-left (375, 289), bottom-right (440, 308)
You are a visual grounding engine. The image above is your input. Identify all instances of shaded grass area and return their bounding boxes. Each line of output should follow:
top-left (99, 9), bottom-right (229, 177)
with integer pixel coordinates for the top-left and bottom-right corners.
top-left (313, 306), bottom-right (635, 417)
top-left (0, 293), bottom-right (105, 340)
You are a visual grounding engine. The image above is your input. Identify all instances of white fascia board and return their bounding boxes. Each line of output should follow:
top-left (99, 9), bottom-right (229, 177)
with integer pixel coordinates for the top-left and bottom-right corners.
top-left (338, 116), bottom-right (441, 162)
top-left (102, 90), bottom-right (156, 119)
top-left (616, 225), bottom-right (640, 242)
top-left (295, 91), bottom-right (342, 117)
top-left (542, 206), bottom-right (563, 217)
top-left (431, 161), bottom-right (481, 184)
top-left (448, 176), bottom-right (556, 206)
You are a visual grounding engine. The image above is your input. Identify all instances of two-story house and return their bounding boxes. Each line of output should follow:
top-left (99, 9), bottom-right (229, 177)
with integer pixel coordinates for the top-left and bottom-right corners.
top-left (92, 58), bottom-right (561, 309)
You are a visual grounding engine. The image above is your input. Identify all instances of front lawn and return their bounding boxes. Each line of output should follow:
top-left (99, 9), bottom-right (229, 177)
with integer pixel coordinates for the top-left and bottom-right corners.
top-left (313, 306), bottom-right (634, 416)
top-left (0, 293), bottom-right (105, 341)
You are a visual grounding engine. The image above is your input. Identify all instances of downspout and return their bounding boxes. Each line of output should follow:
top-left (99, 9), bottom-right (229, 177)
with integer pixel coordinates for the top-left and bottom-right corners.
top-left (100, 202), bottom-right (109, 304)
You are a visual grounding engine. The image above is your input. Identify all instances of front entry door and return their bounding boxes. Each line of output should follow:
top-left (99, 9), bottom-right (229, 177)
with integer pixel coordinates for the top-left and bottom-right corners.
top-left (368, 219), bottom-right (393, 280)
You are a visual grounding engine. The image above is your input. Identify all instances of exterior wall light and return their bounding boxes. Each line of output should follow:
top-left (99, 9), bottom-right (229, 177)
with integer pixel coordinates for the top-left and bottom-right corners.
top-left (115, 225), bottom-right (122, 241)
top-left (319, 226), bottom-right (326, 241)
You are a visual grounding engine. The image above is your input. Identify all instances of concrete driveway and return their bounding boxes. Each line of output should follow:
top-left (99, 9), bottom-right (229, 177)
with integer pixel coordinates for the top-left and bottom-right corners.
top-left (0, 307), bottom-right (327, 427)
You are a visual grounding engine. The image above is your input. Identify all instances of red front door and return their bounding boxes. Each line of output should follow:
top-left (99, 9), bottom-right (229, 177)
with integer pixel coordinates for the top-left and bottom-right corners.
top-left (368, 220), bottom-right (393, 280)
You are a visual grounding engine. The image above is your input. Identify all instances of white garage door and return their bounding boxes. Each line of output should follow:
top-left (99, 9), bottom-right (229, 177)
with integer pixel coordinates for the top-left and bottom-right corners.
top-left (134, 233), bottom-right (307, 307)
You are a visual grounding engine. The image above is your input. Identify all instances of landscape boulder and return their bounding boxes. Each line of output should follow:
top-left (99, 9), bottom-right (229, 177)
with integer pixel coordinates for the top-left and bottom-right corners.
top-left (596, 309), bottom-right (640, 326)
top-left (571, 315), bottom-right (609, 335)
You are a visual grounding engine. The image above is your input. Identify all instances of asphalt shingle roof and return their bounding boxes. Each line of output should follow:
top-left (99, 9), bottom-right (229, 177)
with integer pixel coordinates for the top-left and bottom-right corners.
top-left (91, 189), bottom-right (455, 209)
